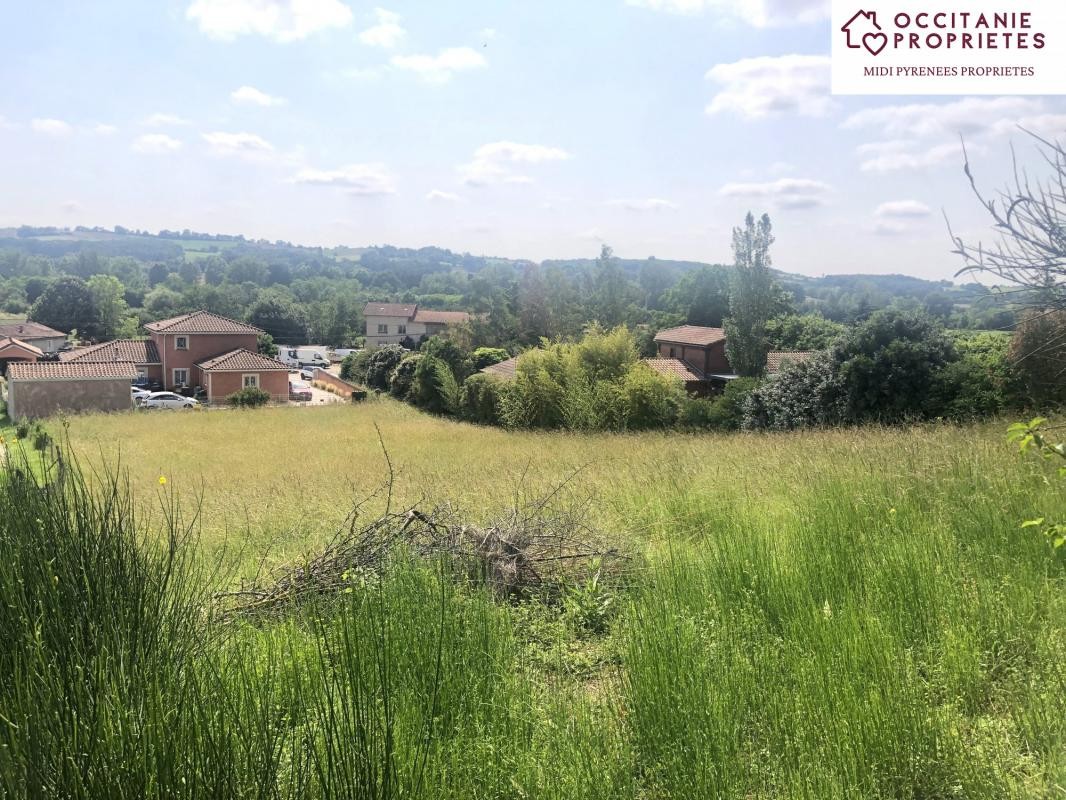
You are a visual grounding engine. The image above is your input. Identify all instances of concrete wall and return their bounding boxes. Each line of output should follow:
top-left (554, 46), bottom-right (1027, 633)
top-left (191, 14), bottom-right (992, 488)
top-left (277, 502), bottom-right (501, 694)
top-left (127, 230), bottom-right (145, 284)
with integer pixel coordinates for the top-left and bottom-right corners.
top-left (204, 370), bottom-right (289, 403)
top-left (8, 378), bottom-right (132, 420)
top-left (312, 368), bottom-right (365, 399)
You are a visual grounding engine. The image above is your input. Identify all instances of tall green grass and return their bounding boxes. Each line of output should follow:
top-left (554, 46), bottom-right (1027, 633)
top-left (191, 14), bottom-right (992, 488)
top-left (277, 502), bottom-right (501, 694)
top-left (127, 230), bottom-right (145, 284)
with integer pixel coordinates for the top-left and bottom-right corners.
top-left (1, 419), bottom-right (1064, 797)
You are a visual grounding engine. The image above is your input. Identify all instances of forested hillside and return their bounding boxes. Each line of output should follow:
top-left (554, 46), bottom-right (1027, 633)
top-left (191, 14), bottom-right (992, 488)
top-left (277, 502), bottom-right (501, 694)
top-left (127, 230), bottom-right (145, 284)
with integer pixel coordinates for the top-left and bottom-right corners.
top-left (0, 225), bottom-right (1017, 348)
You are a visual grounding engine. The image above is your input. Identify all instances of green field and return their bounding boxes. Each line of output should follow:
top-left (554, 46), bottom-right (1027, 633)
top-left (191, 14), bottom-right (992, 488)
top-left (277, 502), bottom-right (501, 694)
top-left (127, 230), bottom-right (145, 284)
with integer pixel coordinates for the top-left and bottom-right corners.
top-left (2, 402), bottom-right (1063, 797)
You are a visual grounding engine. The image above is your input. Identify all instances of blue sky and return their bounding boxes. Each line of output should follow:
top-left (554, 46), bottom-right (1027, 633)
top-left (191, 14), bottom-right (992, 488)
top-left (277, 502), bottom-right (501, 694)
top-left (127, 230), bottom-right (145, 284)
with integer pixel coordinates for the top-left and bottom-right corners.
top-left (1, 0), bottom-right (1064, 280)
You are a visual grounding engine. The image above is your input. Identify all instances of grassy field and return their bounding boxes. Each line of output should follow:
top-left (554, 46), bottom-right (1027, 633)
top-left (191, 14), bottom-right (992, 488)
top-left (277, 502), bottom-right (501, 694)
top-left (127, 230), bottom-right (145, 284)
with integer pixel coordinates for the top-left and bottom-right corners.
top-left (4, 401), bottom-right (1064, 797)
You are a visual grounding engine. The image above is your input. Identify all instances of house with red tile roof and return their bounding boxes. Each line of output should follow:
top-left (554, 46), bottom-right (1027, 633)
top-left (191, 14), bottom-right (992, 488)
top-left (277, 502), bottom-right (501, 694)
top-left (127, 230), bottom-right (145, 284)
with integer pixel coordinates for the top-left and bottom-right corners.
top-left (0, 321), bottom-right (68, 353)
top-left (0, 336), bottom-right (43, 373)
top-left (61, 310), bottom-right (290, 403)
top-left (364, 302), bottom-right (472, 349)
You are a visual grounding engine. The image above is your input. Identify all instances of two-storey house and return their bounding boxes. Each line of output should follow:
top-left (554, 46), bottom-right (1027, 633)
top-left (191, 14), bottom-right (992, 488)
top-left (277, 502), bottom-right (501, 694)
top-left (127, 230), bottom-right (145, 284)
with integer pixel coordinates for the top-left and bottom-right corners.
top-left (364, 302), bottom-right (472, 349)
top-left (62, 310), bottom-right (290, 403)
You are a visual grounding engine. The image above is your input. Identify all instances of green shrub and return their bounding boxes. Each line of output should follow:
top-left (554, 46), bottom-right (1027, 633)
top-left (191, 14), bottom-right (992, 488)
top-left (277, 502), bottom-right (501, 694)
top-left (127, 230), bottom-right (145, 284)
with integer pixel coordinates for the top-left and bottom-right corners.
top-left (339, 349), bottom-right (372, 383)
top-left (619, 362), bottom-right (684, 430)
top-left (471, 347), bottom-right (510, 371)
top-left (227, 387), bottom-right (270, 408)
top-left (457, 373), bottom-right (507, 425)
top-left (411, 355), bottom-right (459, 415)
top-left (389, 354), bottom-right (422, 400)
top-left (31, 423), bottom-right (51, 452)
top-left (364, 345), bottom-right (406, 391)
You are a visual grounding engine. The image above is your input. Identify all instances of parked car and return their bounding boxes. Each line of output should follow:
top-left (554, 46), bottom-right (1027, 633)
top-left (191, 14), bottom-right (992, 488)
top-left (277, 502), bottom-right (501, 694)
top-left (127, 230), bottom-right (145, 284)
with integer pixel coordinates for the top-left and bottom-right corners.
top-left (289, 381), bottom-right (312, 402)
top-left (131, 387), bottom-right (152, 405)
top-left (299, 367), bottom-right (316, 381)
top-left (141, 392), bottom-right (200, 410)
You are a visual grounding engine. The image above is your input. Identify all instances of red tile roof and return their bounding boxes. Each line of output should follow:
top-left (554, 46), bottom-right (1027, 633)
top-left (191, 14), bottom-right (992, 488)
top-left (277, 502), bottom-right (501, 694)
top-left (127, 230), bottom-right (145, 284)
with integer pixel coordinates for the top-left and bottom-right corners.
top-left (654, 325), bottom-right (727, 347)
top-left (644, 358), bottom-right (706, 382)
top-left (0, 321), bottom-right (67, 340)
top-left (143, 310), bottom-right (262, 335)
top-left (197, 348), bottom-right (289, 372)
top-left (364, 302), bottom-right (417, 318)
top-left (61, 339), bottom-right (160, 364)
top-left (413, 309), bottom-right (472, 325)
top-left (0, 337), bottom-right (44, 358)
top-left (766, 351), bottom-right (816, 373)
top-left (479, 355), bottom-right (519, 379)
top-left (7, 361), bottom-right (139, 381)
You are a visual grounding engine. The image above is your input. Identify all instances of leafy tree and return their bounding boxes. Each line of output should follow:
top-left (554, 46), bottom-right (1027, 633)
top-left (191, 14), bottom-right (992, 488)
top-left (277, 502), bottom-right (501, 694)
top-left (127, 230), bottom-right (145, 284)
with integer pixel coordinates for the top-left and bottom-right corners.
top-left (419, 335), bottom-right (471, 381)
top-left (247, 294), bottom-right (308, 343)
top-left (725, 213), bottom-right (777, 377)
top-left (87, 274), bottom-right (133, 339)
top-left (340, 350), bottom-right (373, 384)
top-left (257, 332), bottom-right (279, 357)
top-left (661, 265), bottom-right (731, 327)
top-left (765, 314), bottom-right (845, 351)
top-left (457, 373), bottom-right (507, 424)
top-left (28, 276), bottom-right (97, 337)
top-left (365, 345), bottom-right (406, 391)
top-left (591, 245), bottom-right (633, 328)
top-left (836, 309), bottom-right (957, 422)
top-left (743, 352), bottom-right (848, 431)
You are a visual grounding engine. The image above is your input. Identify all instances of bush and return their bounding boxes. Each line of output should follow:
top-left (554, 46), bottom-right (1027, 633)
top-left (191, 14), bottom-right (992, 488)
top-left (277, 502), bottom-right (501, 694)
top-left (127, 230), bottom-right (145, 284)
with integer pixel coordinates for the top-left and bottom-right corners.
top-left (1010, 309), bottom-right (1066, 408)
top-left (388, 354), bottom-right (421, 400)
top-left (619, 362), bottom-right (685, 430)
top-left (31, 423), bottom-right (52, 452)
top-left (227, 387), bottom-right (270, 408)
top-left (471, 347), bottom-right (510, 371)
top-left (931, 332), bottom-right (1021, 419)
top-left (364, 345), bottom-right (406, 391)
top-left (744, 351), bottom-right (847, 431)
top-left (457, 374), bottom-right (507, 425)
top-left (411, 356), bottom-right (459, 415)
top-left (339, 350), bottom-right (372, 383)
top-left (420, 336), bottom-right (472, 381)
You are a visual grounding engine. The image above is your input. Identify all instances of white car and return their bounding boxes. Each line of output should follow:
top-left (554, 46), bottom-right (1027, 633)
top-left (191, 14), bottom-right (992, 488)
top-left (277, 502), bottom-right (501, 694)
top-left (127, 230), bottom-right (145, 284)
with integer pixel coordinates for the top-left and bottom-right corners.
top-left (131, 387), bottom-right (152, 405)
top-left (141, 392), bottom-right (200, 410)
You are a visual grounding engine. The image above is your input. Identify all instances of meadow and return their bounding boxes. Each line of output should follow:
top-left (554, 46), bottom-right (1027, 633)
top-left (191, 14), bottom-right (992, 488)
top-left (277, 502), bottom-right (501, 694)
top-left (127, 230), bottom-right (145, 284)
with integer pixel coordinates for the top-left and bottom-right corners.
top-left (1, 400), bottom-right (1063, 798)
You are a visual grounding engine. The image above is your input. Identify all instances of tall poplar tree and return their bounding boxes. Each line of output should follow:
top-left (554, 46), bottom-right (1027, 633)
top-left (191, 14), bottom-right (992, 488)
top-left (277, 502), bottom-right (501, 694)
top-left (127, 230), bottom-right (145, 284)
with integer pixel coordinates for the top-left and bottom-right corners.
top-left (724, 212), bottom-right (776, 377)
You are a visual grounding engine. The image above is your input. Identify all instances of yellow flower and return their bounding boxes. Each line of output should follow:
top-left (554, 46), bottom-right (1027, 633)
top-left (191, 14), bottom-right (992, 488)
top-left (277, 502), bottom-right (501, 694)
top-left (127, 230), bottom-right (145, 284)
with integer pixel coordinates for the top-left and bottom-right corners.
top-left (888, 507), bottom-right (897, 516)
top-left (158, 476), bottom-right (167, 486)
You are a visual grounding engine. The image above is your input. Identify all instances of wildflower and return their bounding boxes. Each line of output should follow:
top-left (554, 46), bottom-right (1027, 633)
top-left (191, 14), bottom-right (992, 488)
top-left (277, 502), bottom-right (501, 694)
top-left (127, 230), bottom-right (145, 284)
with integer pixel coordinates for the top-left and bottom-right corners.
top-left (822, 600), bottom-right (833, 619)
top-left (888, 507), bottom-right (897, 516)
top-left (158, 475), bottom-right (167, 486)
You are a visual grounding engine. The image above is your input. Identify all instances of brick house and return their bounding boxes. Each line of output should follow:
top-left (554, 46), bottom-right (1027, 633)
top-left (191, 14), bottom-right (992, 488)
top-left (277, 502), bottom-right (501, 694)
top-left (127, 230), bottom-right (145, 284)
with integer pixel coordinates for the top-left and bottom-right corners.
top-left (63, 310), bottom-right (290, 403)
top-left (364, 302), bottom-right (472, 349)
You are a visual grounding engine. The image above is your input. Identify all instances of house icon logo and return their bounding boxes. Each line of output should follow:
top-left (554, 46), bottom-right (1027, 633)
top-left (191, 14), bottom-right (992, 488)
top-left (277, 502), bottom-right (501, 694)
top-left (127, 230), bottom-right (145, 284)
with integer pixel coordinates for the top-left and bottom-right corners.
top-left (842, 9), bottom-right (888, 56)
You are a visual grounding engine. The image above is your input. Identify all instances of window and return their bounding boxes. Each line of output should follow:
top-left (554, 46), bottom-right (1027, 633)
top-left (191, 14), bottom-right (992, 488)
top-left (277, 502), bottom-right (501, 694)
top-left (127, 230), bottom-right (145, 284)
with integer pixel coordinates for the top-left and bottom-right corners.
top-left (173, 368), bottom-right (189, 386)
top-left (377, 324), bottom-right (388, 334)
top-left (175, 336), bottom-right (188, 350)
top-left (242, 374), bottom-right (259, 389)
top-left (397, 324), bottom-right (407, 335)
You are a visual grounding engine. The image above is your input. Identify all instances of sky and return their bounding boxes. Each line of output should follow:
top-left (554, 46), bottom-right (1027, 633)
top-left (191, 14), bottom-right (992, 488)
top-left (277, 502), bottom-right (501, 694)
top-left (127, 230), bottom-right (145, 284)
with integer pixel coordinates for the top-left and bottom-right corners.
top-left (1, 0), bottom-right (1064, 281)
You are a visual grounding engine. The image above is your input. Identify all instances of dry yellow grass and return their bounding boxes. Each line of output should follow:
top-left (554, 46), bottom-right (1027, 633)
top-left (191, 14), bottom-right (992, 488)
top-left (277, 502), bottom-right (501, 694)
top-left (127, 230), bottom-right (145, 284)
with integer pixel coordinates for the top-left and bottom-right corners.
top-left (57, 397), bottom-right (1029, 578)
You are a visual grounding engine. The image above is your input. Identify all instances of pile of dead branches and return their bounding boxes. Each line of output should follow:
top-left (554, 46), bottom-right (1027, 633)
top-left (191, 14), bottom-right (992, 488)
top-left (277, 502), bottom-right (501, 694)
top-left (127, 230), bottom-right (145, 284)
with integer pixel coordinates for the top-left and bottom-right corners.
top-left (214, 478), bottom-right (626, 621)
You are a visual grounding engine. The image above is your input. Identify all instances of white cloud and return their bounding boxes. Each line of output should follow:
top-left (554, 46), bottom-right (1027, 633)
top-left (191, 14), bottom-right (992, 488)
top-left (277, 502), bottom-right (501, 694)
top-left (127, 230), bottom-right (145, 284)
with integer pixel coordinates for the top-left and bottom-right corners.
top-left (720, 177), bottom-right (831, 209)
top-left (391, 47), bottom-right (486, 83)
top-left (142, 113), bottom-right (191, 127)
top-left (426, 189), bottom-right (462, 202)
top-left (202, 131), bottom-right (276, 159)
top-left (875, 200), bottom-right (932, 219)
top-left (857, 140), bottom-right (963, 173)
top-left (133, 134), bottom-right (183, 154)
top-left (291, 163), bottom-right (396, 195)
top-left (706, 55), bottom-right (831, 119)
top-left (231, 85), bottom-right (287, 106)
top-left (459, 141), bottom-right (571, 187)
top-left (608, 197), bottom-right (680, 212)
top-left (31, 118), bottom-right (73, 136)
top-left (843, 97), bottom-right (1040, 139)
top-left (186, 0), bottom-right (353, 42)
top-left (91, 123), bottom-right (119, 135)
top-left (626, 0), bottom-right (828, 28)
top-left (0, 116), bottom-right (16, 130)
top-left (479, 27), bottom-right (497, 40)
top-left (358, 8), bottom-right (405, 48)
